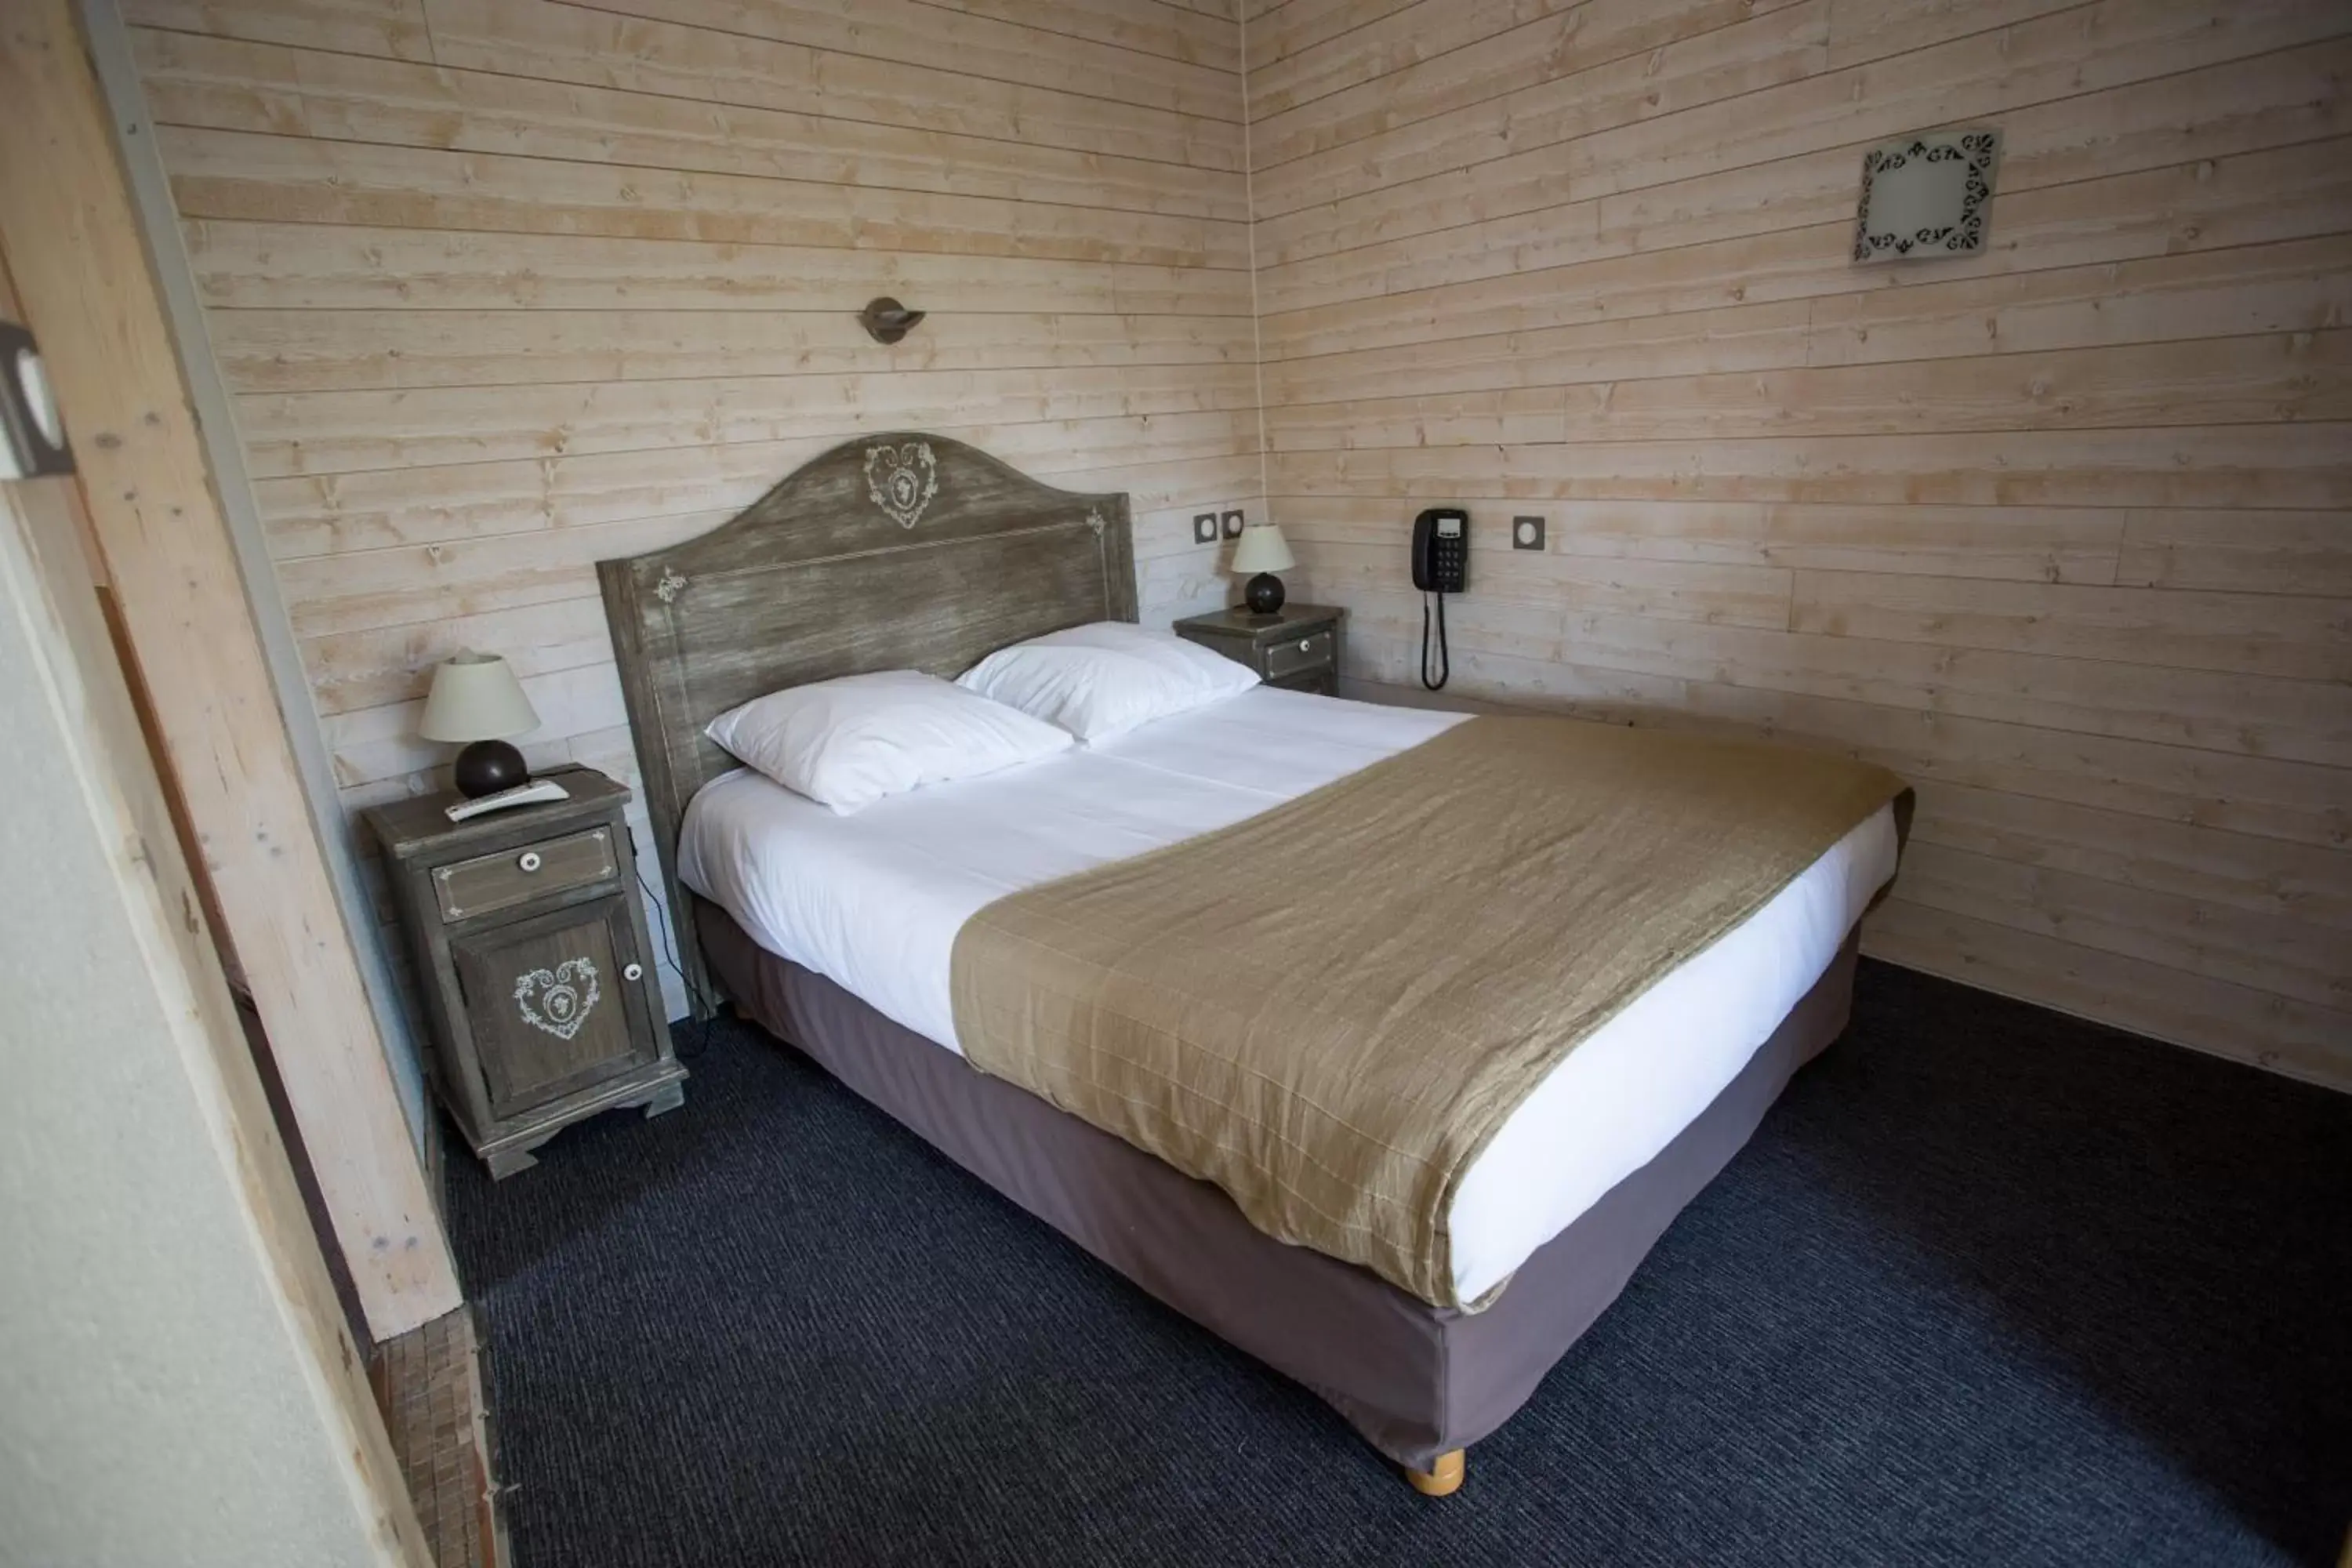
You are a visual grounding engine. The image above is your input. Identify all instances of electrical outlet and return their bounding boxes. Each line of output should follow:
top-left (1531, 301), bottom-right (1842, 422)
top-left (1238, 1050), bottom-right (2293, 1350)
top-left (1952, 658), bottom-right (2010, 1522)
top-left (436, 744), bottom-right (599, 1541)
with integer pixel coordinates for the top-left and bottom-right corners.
top-left (1221, 509), bottom-right (1245, 539)
top-left (1512, 515), bottom-right (1546, 551)
top-left (1192, 513), bottom-right (1218, 545)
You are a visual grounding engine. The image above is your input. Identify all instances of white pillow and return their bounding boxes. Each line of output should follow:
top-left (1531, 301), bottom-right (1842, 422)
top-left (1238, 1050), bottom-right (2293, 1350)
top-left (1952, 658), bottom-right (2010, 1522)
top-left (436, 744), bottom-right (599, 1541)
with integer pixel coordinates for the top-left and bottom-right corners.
top-left (704, 670), bottom-right (1072, 814)
top-left (956, 621), bottom-right (1258, 744)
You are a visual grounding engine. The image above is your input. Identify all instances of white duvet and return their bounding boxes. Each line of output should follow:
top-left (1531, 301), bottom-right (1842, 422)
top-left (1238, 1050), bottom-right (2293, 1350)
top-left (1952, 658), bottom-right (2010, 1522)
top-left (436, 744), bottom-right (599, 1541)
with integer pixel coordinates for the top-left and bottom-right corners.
top-left (679, 685), bottom-right (1897, 1303)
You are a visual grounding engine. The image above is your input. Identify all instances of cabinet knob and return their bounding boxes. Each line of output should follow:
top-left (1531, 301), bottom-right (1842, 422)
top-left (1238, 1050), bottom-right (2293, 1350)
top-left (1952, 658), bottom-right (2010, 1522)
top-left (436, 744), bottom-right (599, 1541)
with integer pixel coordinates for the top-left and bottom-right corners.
top-left (517, 850), bottom-right (543, 873)
top-left (623, 962), bottom-right (644, 982)
top-left (1298, 638), bottom-right (1312, 652)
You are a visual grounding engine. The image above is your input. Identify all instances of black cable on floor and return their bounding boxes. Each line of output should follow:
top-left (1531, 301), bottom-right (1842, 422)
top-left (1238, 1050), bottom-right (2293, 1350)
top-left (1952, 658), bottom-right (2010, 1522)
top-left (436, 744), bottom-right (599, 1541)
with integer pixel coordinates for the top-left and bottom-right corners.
top-left (630, 824), bottom-right (722, 1061)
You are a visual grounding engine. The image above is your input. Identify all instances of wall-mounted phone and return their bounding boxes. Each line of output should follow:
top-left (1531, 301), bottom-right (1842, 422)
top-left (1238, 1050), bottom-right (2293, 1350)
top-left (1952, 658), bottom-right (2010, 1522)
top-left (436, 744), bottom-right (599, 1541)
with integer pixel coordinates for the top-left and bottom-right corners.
top-left (1411, 508), bottom-right (1468, 593)
top-left (1410, 508), bottom-right (1467, 689)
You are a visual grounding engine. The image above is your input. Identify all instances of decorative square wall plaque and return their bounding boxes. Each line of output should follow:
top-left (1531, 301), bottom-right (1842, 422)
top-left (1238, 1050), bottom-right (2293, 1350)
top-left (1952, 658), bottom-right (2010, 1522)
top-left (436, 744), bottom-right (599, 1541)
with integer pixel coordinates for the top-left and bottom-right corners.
top-left (1852, 129), bottom-right (2001, 263)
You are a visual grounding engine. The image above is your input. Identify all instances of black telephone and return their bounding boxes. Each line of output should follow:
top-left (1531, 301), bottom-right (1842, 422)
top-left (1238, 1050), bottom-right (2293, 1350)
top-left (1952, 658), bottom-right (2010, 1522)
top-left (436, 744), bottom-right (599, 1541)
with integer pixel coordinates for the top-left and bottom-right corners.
top-left (1411, 508), bottom-right (1469, 593)
top-left (1410, 508), bottom-right (1467, 689)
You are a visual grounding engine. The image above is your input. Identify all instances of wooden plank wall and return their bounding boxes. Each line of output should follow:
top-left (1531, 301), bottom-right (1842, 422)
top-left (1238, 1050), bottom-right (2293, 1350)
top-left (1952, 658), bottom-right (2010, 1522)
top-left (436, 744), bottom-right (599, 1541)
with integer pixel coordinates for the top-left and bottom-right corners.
top-left (119, 0), bottom-right (2352, 1087)
top-left (121, 0), bottom-right (1261, 1017)
top-left (1246, 0), bottom-right (2352, 1087)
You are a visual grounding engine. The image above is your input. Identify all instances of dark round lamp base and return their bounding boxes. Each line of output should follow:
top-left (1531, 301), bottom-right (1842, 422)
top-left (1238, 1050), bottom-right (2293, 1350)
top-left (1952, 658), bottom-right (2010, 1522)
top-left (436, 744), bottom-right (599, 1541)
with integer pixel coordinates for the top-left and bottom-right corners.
top-left (453, 738), bottom-right (530, 798)
top-left (1243, 572), bottom-right (1287, 616)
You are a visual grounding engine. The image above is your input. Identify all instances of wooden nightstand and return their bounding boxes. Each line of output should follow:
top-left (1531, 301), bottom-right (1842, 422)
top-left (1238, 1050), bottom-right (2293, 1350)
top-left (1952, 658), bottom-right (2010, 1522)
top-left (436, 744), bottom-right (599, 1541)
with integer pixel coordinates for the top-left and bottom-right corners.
top-left (362, 766), bottom-right (685, 1178)
top-left (1172, 603), bottom-right (1345, 695)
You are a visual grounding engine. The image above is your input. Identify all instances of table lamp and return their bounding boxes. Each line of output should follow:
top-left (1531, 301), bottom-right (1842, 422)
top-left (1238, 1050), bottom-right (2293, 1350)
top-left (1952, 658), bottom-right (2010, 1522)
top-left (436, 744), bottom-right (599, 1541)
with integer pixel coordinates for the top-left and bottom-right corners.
top-left (419, 651), bottom-right (540, 797)
top-left (1231, 522), bottom-right (1296, 617)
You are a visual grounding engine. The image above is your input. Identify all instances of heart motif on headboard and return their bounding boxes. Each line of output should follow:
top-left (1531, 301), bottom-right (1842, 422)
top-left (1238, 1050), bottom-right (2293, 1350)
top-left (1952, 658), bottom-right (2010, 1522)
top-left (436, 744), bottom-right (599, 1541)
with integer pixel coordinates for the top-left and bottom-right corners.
top-left (513, 957), bottom-right (601, 1041)
top-left (863, 441), bottom-right (940, 528)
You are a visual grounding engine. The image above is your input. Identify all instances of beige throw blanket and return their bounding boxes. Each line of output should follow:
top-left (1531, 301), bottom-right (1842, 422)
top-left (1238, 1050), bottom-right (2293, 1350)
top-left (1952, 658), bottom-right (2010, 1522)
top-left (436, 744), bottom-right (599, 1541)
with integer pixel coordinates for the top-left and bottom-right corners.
top-left (949, 716), bottom-right (1907, 1310)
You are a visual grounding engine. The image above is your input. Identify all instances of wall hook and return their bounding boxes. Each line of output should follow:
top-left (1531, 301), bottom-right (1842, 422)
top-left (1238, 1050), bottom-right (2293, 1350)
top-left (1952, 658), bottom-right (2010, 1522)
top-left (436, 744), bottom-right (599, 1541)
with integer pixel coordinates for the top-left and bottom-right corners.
top-left (858, 297), bottom-right (925, 345)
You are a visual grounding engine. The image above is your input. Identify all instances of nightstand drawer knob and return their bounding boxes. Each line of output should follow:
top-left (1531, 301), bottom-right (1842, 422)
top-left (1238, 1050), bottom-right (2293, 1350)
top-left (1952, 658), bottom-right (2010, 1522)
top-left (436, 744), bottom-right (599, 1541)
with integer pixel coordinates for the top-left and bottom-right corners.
top-left (517, 850), bottom-right (543, 873)
top-left (623, 962), bottom-right (644, 982)
top-left (1298, 638), bottom-right (1312, 652)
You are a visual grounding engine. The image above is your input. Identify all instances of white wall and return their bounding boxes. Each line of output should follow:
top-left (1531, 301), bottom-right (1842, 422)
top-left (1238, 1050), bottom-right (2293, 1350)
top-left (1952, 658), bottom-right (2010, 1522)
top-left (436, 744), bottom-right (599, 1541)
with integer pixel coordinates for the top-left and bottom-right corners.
top-left (0, 474), bottom-right (423, 1568)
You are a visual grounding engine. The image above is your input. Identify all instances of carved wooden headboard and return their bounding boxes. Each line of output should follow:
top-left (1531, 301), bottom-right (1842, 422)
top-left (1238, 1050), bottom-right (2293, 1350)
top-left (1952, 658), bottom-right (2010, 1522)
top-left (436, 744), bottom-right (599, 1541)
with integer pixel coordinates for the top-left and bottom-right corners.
top-left (597, 433), bottom-right (1137, 1014)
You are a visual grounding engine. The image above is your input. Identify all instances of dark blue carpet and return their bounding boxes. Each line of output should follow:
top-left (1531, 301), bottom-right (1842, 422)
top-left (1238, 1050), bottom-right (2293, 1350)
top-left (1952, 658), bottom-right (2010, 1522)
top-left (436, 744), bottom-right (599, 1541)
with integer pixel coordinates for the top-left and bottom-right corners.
top-left (444, 960), bottom-right (2352, 1566)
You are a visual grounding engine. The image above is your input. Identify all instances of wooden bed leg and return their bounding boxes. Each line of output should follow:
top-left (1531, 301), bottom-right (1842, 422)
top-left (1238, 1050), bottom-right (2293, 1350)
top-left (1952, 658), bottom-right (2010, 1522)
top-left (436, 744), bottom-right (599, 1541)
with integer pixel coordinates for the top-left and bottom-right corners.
top-left (1406, 1450), bottom-right (1465, 1497)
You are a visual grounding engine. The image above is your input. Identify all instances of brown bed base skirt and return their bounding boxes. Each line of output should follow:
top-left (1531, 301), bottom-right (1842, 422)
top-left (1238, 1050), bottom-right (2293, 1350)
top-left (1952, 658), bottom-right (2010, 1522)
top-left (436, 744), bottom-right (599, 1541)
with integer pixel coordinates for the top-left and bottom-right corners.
top-left (699, 898), bottom-right (1859, 1472)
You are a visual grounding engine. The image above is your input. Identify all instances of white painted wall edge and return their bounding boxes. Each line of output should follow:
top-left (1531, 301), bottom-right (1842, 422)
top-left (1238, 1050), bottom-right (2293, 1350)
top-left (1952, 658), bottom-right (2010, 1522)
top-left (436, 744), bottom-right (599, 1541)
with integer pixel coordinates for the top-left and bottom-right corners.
top-left (0, 472), bottom-right (432, 1568)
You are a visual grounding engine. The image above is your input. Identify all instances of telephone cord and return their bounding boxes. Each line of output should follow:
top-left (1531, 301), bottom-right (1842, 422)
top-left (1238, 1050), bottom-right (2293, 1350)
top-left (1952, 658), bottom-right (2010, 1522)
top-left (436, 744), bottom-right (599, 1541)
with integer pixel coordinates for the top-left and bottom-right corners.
top-left (1421, 590), bottom-right (1450, 691)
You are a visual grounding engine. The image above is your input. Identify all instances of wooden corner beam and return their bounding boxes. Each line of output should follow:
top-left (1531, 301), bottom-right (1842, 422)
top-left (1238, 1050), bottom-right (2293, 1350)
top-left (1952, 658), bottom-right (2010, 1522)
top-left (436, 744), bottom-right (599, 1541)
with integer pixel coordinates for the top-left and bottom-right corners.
top-left (0, 0), bottom-right (461, 1339)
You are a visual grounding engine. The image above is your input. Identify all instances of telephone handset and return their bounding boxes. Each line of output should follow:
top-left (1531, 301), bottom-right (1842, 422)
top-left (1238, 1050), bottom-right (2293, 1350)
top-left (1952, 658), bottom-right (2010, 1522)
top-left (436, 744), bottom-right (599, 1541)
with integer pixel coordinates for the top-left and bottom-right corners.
top-left (1410, 508), bottom-right (1467, 690)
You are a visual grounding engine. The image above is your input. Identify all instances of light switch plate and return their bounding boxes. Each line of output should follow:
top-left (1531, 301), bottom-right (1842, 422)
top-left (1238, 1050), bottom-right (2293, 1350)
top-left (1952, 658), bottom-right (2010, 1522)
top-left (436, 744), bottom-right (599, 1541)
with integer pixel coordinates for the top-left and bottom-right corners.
top-left (1511, 515), bottom-right (1546, 551)
top-left (1193, 513), bottom-right (1218, 545)
top-left (1221, 509), bottom-right (1245, 539)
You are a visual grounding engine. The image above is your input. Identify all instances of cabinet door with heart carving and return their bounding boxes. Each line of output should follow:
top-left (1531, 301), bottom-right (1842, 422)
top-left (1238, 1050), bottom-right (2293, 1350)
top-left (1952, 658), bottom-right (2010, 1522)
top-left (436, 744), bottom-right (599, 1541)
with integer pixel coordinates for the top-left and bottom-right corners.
top-left (450, 895), bottom-right (655, 1120)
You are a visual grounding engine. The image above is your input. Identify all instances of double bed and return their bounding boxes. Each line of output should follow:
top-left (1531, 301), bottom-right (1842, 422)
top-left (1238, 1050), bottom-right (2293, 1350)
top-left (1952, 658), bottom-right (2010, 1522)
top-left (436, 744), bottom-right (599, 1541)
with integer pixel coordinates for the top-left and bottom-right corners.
top-left (600, 434), bottom-right (1907, 1494)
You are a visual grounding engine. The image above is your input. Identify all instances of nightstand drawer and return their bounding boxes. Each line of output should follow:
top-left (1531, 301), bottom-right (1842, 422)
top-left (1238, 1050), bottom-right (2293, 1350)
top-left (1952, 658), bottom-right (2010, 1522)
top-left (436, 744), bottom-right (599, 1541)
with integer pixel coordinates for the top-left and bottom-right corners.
top-left (433, 826), bottom-right (617, 923)
top-left (1265, 630), bottom-right (1334, 680)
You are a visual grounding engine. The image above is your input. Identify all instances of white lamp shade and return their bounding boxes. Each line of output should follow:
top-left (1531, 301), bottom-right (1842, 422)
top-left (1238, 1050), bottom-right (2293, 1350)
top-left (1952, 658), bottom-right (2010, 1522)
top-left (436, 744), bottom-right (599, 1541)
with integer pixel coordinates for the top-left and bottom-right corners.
top-left (418, 652), bottom-right (540, 742)
top-left (1229, 523), bottom-right (1295, 575)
